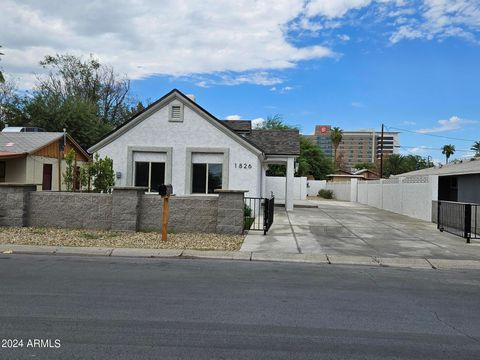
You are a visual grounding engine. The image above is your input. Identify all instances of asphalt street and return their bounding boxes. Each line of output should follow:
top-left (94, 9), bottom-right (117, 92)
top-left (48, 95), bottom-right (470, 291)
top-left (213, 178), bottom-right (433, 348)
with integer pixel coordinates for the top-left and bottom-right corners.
top-left (0, 255), bottom-right (479, 359)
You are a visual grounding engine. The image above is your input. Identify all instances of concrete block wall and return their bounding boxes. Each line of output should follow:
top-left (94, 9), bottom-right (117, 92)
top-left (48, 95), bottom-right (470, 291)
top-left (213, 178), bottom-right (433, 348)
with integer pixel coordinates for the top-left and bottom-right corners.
top-left (0, 185), bottom-right (245, 234)
top-left (29, 192), bottom-right (113, 230)
top-left (139, 195), bottom-right (218, 233)
top-left (0, 184), bottom-right (37, 227)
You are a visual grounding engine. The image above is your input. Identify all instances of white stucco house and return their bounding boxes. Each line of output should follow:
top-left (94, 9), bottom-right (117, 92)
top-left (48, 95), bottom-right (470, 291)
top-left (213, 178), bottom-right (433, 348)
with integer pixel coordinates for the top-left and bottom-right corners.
top-left (88, 89), bottom-right (300, 210)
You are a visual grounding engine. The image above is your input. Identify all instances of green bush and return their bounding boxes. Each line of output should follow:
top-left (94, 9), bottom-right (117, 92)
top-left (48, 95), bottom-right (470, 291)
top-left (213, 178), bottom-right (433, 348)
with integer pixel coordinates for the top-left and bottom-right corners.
top-left (244, 204), bottom-right (254, 230)
top-left (318, 189), bottom-right (333, 199)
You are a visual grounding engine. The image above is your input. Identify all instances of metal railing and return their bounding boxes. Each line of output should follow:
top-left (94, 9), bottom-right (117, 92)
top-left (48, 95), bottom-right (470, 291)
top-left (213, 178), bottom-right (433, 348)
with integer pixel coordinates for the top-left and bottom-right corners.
top-left (437, 200), bottom-right (479, 243)
top-left (244, 195), bottom-right (275, 235)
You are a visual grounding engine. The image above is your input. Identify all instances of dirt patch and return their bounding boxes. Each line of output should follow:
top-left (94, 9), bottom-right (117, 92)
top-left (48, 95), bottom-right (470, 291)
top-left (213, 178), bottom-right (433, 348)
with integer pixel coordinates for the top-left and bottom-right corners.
top-left (0, 227), bottom-right (244, 251)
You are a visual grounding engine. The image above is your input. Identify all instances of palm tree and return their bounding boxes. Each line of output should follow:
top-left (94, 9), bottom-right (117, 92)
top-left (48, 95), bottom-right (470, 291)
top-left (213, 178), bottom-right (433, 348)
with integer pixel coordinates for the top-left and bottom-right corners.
top-left (471, 141), bottom-right (480, 157)
top-left (330, 127), bottom-right (343, 170)
top-left (442, 144), bottom-right (455, 163)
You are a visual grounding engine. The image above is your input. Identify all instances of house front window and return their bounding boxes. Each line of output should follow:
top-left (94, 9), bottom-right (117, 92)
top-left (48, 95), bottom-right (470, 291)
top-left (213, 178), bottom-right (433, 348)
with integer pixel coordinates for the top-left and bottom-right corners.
top-left (135, 161), bottom-right (165, 192)
top-left (192, 163), bottom-right (222, 194)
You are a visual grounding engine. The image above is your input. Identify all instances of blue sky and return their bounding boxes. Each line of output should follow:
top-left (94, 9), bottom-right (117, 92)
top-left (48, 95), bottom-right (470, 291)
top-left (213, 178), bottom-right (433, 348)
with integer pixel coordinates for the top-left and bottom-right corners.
top-left (2, 0), bottom-right (480, 163)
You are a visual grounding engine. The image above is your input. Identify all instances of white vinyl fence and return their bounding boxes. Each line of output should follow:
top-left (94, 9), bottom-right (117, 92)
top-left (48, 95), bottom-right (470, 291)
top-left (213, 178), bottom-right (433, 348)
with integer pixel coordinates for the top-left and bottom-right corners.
top-left (265, 176), bottom-right (307, 200)
top-left (306, 180), bottom-right (327, 196)
top-left (326, 175), bottom-right (439, 222)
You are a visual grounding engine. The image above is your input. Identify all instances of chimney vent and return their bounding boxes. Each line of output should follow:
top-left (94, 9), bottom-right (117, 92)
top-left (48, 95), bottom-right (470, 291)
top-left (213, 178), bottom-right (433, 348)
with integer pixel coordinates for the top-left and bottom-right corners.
top-left (186, 94), bottom-right (196, 102)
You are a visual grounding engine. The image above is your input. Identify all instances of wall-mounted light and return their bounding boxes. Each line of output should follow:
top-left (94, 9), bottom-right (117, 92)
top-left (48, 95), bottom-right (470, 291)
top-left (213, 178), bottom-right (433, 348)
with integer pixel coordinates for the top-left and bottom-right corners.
top-left (116, 172), bottom-right (122, 179)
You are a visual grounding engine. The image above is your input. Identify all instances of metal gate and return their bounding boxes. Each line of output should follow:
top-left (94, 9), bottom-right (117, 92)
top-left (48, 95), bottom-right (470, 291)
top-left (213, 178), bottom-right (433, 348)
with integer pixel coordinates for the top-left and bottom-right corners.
top-left (437, 200), bottom-right (479, 243)
top-left (244, 195), bottom-right (275, 235)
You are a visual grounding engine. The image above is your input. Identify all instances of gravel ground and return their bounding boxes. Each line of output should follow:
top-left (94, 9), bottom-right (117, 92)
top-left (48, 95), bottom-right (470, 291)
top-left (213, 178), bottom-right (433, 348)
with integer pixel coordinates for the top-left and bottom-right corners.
top-left (0, 227), bottom-right (245, 251)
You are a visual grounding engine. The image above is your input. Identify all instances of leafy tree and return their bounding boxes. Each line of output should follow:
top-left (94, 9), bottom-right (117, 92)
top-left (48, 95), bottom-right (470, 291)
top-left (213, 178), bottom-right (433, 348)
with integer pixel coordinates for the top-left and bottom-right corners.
top-left (471, 141), bottom-right (480, 157)
top-left (80, 153), bottom-right (115, 193)
top-left (38, 54), bottom-right (131, 127)
top-left (330, 127), bottom-right (343, 170)
top-left (297, 137), bottom-right (333, 180)
top-left (442, 144), bottom-right (455, 163)
top-left (383, 154), bottom-right (405, 177)
top-left (63, 149), bottom-right (76, 191)
top-left (2, 53), bottom-right (135, 148)
top-left (256, 114), bottom-right (295, 130)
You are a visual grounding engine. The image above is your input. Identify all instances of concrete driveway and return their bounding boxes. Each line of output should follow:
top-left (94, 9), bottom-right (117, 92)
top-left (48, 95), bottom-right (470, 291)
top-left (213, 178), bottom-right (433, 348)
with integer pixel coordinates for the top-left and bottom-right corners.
top-left (241, 200), bottom-right (480, 260)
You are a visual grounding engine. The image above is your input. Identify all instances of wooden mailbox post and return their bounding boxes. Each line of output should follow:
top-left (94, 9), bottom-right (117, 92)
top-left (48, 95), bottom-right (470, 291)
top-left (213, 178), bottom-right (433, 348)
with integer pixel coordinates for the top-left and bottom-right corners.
top-left (159, 185), bottom-right (173, 241)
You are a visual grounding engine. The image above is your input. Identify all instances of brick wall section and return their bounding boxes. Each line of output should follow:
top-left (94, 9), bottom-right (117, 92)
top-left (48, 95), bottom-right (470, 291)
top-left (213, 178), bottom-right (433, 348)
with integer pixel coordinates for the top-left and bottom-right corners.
top-left (0, 185), bottom-right (245, 234)
top-left (0, 184), bottom-right (36, 227)
top-left (29, 192), bottom-right (112, 230)
top-left (139, 195), bottom-right (218, 232)
top-left (216, 190), bottom-right (246, 234)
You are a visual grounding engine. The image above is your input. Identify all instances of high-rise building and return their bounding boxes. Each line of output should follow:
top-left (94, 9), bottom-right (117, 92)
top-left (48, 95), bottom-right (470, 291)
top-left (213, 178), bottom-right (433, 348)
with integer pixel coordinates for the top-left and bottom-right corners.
top-left (306, 125), bottom-right (400, 171)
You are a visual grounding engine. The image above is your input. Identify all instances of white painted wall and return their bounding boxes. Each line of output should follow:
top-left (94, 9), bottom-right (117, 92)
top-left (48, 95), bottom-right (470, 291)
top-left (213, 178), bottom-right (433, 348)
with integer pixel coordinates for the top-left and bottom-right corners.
top-left (96, 99), bottom-right (262, 197)
top-left (306, 180), bottom-right (327, 196)
top-left (265, 176), bottom-right (307, 200)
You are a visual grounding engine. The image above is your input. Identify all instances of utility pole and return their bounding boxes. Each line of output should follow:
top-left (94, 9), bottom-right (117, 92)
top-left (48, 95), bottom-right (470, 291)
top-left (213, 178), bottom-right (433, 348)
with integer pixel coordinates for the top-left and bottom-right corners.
top-left (379, 123), bottom-right (384, 179)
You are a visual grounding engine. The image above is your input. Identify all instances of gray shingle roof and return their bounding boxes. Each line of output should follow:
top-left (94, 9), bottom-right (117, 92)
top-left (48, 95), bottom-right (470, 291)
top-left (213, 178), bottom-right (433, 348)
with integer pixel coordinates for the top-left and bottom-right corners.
top-left (0, 132), bottom-right (64, 154)
top-left (220, 120), bottom-right (252, 132)
top-left (221, 120), bottom-right (300, 156)
top-left (244, 129), bottom-right (300, 156)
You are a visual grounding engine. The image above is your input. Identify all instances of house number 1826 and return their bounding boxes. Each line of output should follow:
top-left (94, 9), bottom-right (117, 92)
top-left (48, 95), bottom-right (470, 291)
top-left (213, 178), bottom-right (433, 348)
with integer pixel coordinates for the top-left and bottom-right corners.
top-left (235, 163), bottom-right (252, 169)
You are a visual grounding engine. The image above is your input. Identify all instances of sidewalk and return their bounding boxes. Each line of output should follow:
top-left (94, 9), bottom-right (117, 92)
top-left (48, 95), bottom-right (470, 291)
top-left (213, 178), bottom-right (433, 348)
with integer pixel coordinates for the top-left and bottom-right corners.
top-left (2, 243), bottom-right (480, 270)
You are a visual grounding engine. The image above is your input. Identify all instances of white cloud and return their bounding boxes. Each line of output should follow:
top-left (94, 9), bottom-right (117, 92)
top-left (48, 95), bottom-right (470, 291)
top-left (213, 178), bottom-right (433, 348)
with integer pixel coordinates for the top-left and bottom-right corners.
top-left (305, 0), bottom-right (373, 18)
top-left (252, 117), bottom-right (265, 128)
top-left (270, 86), bottom-right (294, 94)
top-left (390, 0), bottom-right (480, 43)
top-left (0, 0), bottom-right (337, 89)
top-left (225, 115), bottom-right (242, 120)
top-left (351, 101), bottom-right (365, 107)
top-left (417, 115), bottom-right (477, 133)
top-left (2, 0), bottom-right (479, 90)
top-left (409, 145), bottom-right (428, 154)
top-left (401, 120), bottom-right (417, 125)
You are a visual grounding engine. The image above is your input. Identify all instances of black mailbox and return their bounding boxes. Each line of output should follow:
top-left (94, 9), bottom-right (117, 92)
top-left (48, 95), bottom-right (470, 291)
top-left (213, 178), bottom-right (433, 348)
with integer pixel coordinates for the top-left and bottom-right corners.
top-left (158, 184), bottom-right (173, 196)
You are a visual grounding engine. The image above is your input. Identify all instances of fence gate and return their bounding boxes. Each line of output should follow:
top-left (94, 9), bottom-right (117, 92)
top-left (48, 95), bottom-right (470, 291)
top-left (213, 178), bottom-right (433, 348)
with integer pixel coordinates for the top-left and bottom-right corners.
top-left (437, 200), bottom-right (479, 243)
top-left (244, 195), bottom-right (275, 235)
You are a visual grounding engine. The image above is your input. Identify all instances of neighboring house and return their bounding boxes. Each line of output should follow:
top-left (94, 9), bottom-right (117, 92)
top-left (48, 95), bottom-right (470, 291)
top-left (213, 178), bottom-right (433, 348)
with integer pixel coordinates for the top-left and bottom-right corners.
top-left (88, 89), bottom-right (300, 210)
top-left (326, 168), bottom-right (379, 182)
top-left (397, 158), bottom-right (480, 203)
top-left (0, 131), bottom-right (89, 191)
top-left (353, 168), bottom-right (379, 180)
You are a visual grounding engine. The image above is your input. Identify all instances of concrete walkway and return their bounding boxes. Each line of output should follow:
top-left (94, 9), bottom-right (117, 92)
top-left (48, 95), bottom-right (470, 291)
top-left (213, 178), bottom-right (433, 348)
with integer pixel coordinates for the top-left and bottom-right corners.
top-left (241, 199), bottom-right (480, 260)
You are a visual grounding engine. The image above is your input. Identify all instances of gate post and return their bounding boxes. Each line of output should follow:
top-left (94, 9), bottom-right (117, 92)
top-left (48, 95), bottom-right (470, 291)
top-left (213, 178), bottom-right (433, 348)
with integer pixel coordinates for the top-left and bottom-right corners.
top-left (465, 204), bottom-right (472, 243)
top-left (215, 190), bottom-right (247, 234)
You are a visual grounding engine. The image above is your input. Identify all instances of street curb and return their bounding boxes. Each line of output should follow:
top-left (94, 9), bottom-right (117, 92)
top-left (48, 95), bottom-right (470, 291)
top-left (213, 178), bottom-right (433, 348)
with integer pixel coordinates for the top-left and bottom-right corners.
top-left (1, 244), bottom-right (480, 270)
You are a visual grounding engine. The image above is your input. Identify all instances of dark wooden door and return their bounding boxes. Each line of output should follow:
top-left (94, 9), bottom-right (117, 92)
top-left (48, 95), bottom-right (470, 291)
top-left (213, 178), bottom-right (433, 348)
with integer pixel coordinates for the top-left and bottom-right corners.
top-left (42, 164), bottom-right (52, 191)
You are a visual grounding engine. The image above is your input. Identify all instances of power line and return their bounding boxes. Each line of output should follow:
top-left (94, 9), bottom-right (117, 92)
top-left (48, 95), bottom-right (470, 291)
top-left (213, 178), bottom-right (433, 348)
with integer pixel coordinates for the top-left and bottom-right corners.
top-left (395, 145), bottom-right (473, 152)
top-left (385, 125), bottom-right (477, 142)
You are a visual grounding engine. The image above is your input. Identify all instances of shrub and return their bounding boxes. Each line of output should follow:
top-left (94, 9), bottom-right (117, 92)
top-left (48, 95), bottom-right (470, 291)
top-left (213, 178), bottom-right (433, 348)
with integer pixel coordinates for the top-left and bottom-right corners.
top-left (318, 189), bottom-right (333, 199)
top-left (244, 204), bottom-right (254, 230)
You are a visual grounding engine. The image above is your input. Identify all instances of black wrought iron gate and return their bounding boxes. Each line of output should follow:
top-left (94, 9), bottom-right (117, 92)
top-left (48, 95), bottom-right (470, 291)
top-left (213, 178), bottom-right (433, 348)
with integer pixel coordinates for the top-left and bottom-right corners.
top-left (244, 195), bottom-right (275, 235)
top-left (437, 200), bottom-right (479, 243)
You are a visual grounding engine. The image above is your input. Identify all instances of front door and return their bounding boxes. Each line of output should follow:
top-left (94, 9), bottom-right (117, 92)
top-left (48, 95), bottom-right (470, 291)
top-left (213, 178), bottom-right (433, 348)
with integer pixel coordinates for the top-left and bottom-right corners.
top-left (42, 164), bottom-right (52, 191)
